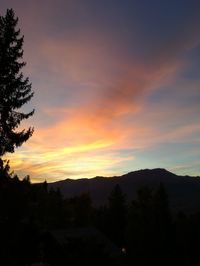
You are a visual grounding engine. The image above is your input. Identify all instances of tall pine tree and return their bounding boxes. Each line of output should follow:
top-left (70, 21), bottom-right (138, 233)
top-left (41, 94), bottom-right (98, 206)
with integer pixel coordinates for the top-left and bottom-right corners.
top-left (0, 9), bottom-right (34, 156)
top-left (107, 184), bottom-right (127, 246)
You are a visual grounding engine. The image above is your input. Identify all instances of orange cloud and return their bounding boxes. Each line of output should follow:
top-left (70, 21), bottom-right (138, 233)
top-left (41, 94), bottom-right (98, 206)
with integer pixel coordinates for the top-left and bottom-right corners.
top-left (6, 48), bottom-right (190, 182)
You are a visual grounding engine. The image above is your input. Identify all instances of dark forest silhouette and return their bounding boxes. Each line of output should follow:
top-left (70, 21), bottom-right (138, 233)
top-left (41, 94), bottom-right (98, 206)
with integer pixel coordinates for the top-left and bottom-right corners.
top-left (1, 162), bottom-right (200, 265)
top-left (1, 8), bottom-right (200, 266)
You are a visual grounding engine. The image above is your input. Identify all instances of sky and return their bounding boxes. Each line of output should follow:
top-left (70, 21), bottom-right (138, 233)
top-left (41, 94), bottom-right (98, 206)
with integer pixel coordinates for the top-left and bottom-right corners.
top-left (1, 0), bottom-right (200, 182)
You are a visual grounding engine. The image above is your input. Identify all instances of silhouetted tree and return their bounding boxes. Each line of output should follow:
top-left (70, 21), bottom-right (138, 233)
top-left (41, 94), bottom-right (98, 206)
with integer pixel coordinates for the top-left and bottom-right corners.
top-left (127, 186), bottom-right (154, 264)
top-left (174, 212), bottom-right (190, 265)
top-left (106, 184), bottom-right (127, 246)
top-left (152, 183), bottom-right (173, 264)
top-left (0, 9), bottom-right (34, 157)
top-left (0, 158), bottom-right (11, 179)
top-left (127, 184), bottom-right (174, 265)
top-left (70, 192), bottom-right (93, 226)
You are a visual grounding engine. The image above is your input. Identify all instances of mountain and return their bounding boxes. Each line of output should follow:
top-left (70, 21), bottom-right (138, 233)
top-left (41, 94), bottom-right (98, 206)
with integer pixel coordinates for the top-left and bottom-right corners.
top-left (49, 168), bottom-right (200, 212)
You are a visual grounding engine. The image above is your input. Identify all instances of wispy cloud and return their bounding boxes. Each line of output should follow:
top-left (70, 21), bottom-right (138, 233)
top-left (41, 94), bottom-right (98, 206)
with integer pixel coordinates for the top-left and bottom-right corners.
top-left (2, 0), bottom-right (200, 180)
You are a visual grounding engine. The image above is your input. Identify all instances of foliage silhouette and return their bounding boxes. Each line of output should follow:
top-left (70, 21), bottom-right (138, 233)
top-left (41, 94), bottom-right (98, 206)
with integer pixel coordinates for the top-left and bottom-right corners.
top-left (0, 9), bottom-right (34, 157)
top-left (106, 184), bottom-right (127, 247)
top-left (1, 166), bottom-right (200, 265)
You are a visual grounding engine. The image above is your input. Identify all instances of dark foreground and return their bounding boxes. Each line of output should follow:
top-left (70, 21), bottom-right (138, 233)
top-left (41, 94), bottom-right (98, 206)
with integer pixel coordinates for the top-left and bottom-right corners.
top-left (0, 161), bottom-right (200, 266)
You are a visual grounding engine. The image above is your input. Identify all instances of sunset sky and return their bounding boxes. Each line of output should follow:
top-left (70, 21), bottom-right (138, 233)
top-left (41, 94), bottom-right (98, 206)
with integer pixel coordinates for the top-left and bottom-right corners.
top-left (1, 0), bottom-right (200, 182)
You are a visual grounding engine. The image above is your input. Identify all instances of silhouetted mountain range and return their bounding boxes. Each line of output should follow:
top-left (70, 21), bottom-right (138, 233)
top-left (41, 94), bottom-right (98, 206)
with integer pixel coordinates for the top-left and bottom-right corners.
top-left (49, 168), bottom-right (200, 212)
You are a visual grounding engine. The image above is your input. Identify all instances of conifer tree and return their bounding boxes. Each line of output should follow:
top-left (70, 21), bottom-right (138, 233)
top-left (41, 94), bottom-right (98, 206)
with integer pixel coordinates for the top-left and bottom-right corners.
top-left (107, 184), bottom-right (127, 246)
top-left (0, 9), bottom-right (34, 156)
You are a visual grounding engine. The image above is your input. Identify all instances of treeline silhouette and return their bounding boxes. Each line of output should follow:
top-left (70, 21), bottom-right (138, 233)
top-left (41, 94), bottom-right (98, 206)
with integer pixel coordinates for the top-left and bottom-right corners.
top-left (0, 161), bottom-right (200, 265)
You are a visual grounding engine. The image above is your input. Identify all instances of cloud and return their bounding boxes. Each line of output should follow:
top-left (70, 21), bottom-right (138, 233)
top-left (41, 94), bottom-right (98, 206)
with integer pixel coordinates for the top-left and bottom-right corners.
top-left (2, 0), bottom-right (200, 180)
top-left (8, 141), bottom-right (134, 182)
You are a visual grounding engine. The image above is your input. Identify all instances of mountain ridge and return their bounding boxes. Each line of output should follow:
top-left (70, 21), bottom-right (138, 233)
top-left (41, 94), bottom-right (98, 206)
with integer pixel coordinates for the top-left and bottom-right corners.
top-left (49, 168), bottom-right (200, 212)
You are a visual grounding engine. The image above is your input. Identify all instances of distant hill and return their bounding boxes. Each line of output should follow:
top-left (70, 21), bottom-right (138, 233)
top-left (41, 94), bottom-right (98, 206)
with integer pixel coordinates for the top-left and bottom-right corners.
top-left (49, 168), bottom-right (200, 213)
